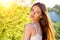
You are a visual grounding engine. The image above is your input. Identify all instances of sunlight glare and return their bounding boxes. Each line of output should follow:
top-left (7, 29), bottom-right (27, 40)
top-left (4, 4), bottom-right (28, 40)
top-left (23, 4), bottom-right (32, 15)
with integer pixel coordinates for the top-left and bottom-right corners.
top-left (2, 0), bottom-right (15, 8)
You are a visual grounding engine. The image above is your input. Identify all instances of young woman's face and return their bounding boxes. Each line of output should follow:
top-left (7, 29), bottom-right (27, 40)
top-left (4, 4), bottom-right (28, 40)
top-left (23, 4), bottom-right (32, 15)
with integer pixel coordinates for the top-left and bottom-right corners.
top-left (30, 5), bottom-right (42, 21)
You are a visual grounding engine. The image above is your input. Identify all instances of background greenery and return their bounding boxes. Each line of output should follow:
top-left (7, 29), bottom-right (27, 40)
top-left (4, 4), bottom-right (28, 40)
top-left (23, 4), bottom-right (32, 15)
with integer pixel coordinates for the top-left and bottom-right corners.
top-left (48, 5), bottom-right (60, 40)
top-left (0, 1), bottom-right (60, 40)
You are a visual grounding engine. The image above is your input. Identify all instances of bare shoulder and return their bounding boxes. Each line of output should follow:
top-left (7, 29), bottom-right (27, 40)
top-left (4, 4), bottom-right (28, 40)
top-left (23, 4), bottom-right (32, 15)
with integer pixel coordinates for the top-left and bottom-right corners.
top-left (25, 23), bottom-right (34, 31)
top-left (25, 23), bottom-right (33, 29)
top-left (23, 23), bottom-right (33, 40)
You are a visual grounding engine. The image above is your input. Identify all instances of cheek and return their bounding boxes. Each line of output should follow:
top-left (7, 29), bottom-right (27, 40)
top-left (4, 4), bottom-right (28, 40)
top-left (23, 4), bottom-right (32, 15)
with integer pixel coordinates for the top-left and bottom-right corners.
top-left (30, 11), bottom-right (32, 14)
top-left (30, 11), bottom-right (34, 18)
top-left (30, 11), bottom-right (33, 15)
top-left (35, 14), bottom-right (40, 19)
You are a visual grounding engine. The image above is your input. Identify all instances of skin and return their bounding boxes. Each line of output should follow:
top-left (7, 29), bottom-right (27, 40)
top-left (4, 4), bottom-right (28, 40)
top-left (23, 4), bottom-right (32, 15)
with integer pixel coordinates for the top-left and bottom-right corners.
top-left (23, 5), bottom-right (43, 40)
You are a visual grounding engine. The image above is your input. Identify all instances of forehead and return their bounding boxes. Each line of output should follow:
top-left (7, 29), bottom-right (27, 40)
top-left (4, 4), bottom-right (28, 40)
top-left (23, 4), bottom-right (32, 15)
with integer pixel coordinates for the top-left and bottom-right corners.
top-left (32, 5), bottom-right (41, 11)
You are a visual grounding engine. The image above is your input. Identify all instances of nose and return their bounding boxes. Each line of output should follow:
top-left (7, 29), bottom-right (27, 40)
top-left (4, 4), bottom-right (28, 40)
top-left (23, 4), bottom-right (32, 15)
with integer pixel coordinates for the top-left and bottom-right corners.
top-left (30, 11), bottom-right (35, 16)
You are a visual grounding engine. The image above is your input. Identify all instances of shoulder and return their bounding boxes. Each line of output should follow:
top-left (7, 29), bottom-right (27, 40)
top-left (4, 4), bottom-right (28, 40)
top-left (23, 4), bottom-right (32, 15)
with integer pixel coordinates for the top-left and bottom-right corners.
top-left (25, 23), bottom-right (34, 32)
top-left (25, 23), bottom-right (33, 27)
top-left (25, 23), bottom-right (33, 29)
top-left (23, 23), bottom-right (33, 40)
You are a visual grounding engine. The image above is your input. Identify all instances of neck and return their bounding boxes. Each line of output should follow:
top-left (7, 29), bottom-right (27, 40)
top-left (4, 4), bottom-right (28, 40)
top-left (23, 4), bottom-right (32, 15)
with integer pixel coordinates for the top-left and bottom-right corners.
top-left (32, 20), bottom-right (40, 24)
top-left (32, 20), bottom-right (41, 27)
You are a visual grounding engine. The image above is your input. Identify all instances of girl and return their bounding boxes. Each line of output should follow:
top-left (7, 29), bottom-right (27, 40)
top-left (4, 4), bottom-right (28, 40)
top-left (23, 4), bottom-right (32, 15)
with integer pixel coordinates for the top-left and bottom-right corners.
top-left (23, 2), bottom-right (55, 40)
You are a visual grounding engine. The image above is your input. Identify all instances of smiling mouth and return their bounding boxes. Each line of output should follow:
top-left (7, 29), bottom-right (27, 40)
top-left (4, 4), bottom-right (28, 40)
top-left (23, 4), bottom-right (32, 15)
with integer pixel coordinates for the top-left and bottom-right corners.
top-left (31, 15), bottom-right (34, 18)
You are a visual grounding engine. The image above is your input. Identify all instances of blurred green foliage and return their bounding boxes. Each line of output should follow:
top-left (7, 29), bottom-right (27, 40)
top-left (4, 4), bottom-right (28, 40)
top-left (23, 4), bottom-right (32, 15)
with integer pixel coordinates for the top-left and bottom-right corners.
top-left (48, 5), bottom-right (60, 14)
top-left (48, 5), bottom-right (60, 40)
top-left (0, 3), bottom-right (31, 40)
top-left (52, 22), bottom-right (60, 40)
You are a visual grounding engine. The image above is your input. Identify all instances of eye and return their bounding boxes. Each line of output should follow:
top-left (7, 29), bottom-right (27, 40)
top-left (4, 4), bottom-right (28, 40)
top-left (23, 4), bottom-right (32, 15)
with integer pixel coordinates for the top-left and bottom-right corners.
top-left (35, 11), bottom-right (39, 14)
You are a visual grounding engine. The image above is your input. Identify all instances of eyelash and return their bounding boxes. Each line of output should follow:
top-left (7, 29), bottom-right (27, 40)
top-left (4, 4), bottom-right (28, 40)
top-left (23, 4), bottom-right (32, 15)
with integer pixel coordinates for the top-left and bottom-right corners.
top-left (31, 9), bottom-right (39, 14)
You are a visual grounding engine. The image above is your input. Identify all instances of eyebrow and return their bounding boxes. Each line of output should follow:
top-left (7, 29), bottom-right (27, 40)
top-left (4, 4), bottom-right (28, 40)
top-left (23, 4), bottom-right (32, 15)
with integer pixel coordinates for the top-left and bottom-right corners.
top-left (31, 6), bottom-right (41, 12)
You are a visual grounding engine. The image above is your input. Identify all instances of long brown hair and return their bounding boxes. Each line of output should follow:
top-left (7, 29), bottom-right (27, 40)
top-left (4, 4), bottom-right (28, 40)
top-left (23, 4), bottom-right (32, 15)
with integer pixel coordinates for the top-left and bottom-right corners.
top-left (31, 2), bottom-right (55, 40)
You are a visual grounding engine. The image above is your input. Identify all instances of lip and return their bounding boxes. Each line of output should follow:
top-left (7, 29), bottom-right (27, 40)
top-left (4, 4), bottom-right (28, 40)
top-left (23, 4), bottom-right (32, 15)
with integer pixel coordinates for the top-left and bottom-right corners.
top-left (30, 15), bottom-right (34, 18)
